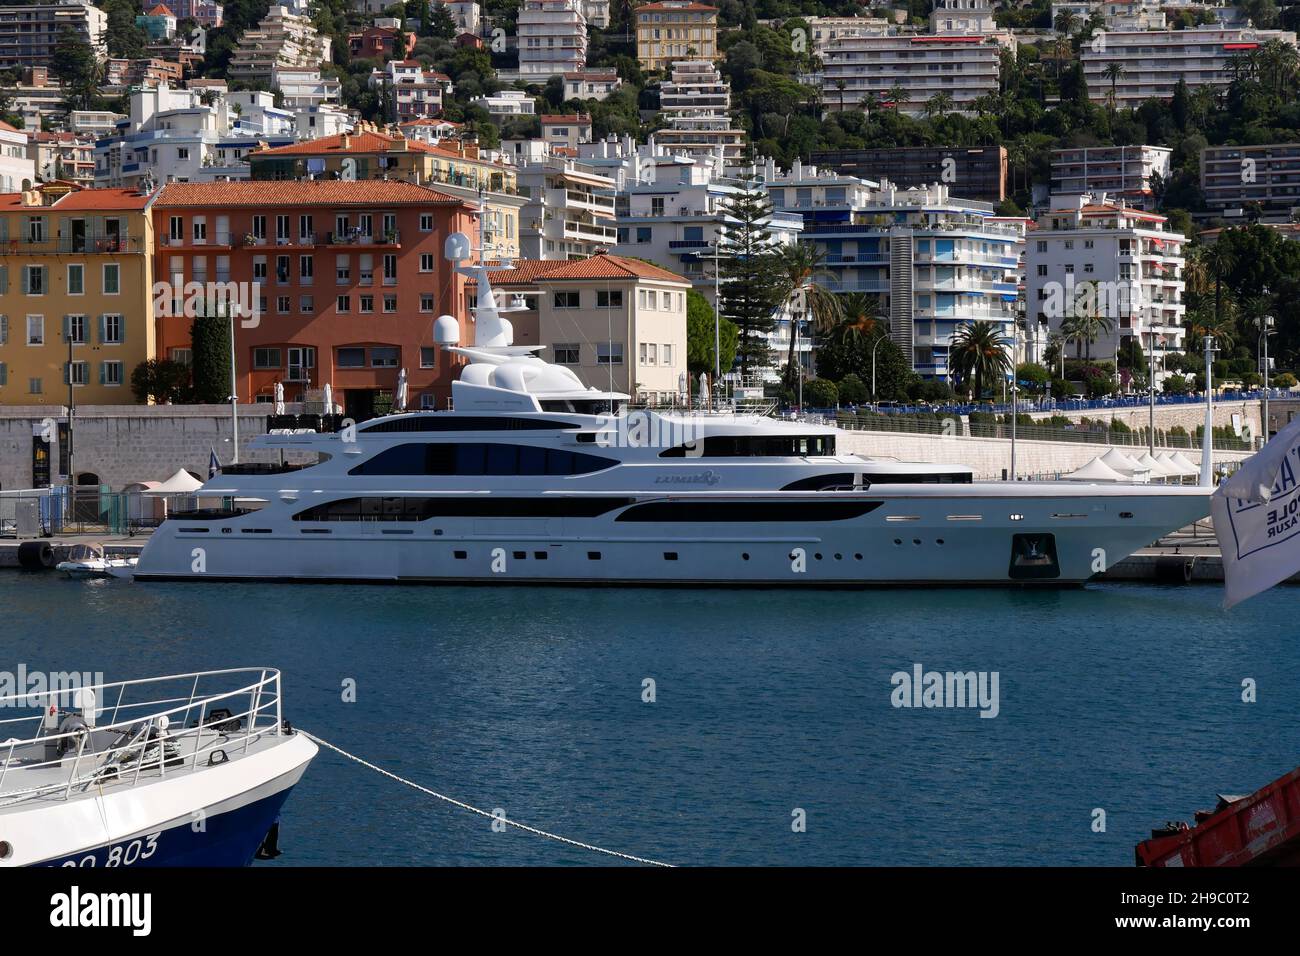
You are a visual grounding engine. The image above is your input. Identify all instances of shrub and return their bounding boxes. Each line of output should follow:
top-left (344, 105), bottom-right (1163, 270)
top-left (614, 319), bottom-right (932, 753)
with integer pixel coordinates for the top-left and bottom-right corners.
top-left (1274, 372), bottom-right (1298, 388)
top-left (837, 373), bottom-right (869, 405)
top-left (802, 378), bottom-right (839, 408)
top-left (1163, 374), bottom-right (1191, 395)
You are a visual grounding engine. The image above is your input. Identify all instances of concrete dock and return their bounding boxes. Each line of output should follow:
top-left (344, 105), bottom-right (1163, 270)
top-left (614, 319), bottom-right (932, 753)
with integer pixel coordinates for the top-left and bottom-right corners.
top-left (0, 534), bottom-right (147, 569)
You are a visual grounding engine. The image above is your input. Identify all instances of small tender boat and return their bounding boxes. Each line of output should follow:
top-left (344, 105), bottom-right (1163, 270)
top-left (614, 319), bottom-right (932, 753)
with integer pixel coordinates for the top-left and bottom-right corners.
top-left (0, 668), bottom-right (316, 867)
top-left (56, 543), bottom-right (139, 579)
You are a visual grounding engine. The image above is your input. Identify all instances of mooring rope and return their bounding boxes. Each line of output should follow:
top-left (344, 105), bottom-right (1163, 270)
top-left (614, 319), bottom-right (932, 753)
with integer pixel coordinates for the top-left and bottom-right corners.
top-left (300, 730), bottom-right (674, 868)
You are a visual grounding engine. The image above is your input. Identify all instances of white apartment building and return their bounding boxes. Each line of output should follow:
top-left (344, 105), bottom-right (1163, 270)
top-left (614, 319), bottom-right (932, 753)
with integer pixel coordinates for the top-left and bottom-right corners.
top-left (803, 16), bottom-right (892, 56)
top-left (470, 90), bottom-right (536, 116)
top-left (439, 0), bottom-right (480, 34)
top-left (1050, 145), bottom-right (1172, 210)
top-left (1080, 28), bottom-right (1298, 109)
top-left (370, 60), bottom-right (453, 121)
top-left (0, 2), bottom-right (107, 69)
top-left (517, 0), bottom-right (587, 79)
top-left (929, 0), bottom-right (999, 34)
top-left (563, 69), bottom-right (621, 101)
top-left (653, 60), bottom-right (746, 166)
top-left (1026, 193), bottom-right (1185, 372)
top-left (765, 167), bottom-right (1024, 380)
top-left (93, 84), bottom-right (294, 187)
top-left (821, 32), bottom-right (1014, 116)
top-left (517, 156), bottom-right (617, 259)
top-left (0, 120), bottom-right (34, 192)
top-left (540, 114), bottom-right (592, 151)
top-left (227, 5), bottom-right (332, 83)
top-left (1202, 142), bottom-right (1300, 220)
top-left (272, 66), bottom-right (342, 111)
top-left (68, 110), bottom-right (123, 137)
top-left (580, 0), bottom-right (609, 28)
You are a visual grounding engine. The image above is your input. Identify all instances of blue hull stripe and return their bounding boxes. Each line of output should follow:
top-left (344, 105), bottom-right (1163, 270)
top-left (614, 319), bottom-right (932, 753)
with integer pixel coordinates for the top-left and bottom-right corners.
top-left (38, 788), bottom-right (296, 868)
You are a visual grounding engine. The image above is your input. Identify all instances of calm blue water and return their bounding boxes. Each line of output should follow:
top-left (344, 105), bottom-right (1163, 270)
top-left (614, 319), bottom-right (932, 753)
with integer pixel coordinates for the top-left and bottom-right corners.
top-left (3, 574), bottom-right (1298, 866)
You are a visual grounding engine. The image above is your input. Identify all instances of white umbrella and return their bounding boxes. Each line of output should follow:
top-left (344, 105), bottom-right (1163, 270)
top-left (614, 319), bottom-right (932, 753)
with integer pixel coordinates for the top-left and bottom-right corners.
top-left (1100, 447), bottom-right (1143, 475)
top-left (145, 468), bottom-right (204, 494)
top-left (322, 383), bottom-right (333, 415)
top-left (273, 380), bottom-right (285, 416)
top-left (395, 367), bottom-right (408, 412)
top-left (698, 371), bottom-right (708, 409)
top-left (1061, 457), bottom-right (1128, 482)
top-left (1135, 451), bottom-right (1178, 480)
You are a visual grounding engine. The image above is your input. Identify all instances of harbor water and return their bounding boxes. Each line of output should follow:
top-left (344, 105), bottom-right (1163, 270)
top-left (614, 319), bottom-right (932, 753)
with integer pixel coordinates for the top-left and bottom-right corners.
top-left (5, 575), bottom-right (1298, 866)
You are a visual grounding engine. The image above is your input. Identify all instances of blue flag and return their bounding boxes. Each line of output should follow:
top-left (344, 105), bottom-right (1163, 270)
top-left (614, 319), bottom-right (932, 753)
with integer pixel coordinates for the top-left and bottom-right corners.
top-left (208, 447), bottom-right (220, 479)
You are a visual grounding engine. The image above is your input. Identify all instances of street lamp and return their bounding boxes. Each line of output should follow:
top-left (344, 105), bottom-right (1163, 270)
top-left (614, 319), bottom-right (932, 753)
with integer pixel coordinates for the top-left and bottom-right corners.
top-left (1257, 312), bottom-right (1275, 447)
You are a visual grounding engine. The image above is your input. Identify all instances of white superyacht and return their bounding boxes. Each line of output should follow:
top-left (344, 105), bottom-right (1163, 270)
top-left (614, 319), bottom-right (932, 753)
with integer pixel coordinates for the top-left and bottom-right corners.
top-left (132, 235), bottom-right (1211, 587)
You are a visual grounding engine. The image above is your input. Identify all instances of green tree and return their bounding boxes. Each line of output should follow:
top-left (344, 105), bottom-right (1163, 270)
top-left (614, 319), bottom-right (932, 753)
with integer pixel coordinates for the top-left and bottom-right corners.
top-left (765, 243), bottom-right (841, 391)
top-left (104, 0), bottom-right (148, 60)
top-left (130, 359), bottom-right (191, 404)
top-left (51, 26), bottom-right (100, 111)
top-left (685, 288), bottom-right (737, 376)
top-left (717, 177), bottom-right (782, 375)
top-left (190, 315), bottom-right (232, 404)
top-left (949, 320), bottom-right (1012, 399)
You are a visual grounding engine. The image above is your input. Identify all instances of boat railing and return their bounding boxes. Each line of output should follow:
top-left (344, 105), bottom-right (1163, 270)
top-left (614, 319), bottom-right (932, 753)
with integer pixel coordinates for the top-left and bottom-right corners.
top-left (0, 668), bottom-right (284, 807)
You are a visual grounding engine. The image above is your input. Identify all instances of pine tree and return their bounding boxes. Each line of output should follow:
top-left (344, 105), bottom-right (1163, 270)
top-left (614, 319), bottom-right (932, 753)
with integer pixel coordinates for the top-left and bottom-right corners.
top-left (717, 177), bottom-right (781, 376)
top-left (191, 315), bottom-right (232, 404)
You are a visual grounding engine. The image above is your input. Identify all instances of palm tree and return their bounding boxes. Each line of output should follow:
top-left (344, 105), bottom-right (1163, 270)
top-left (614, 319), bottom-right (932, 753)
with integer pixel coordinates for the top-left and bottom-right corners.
top-left (1203, 241), bottom-right (1237, 325)
top-left (1061, 308), bottom-right (1115, 362)
top-left (924, 91), bottom-right (954, 119)
top-left (1187, 303), bottom-right (1237, 353)
top-left (766, 243), bottom-right (842, 390)
top-left (886, 84), bottom-right (908, 113)
top-left (834, 78), bottom-right (846, 112)
top-left (1054, 9), bottom-right (1080, 36)
top-left (949, 321), bottom-right (1012, 400)
top-left (827, 292), bottom-right (886, 347)
top-left (1102, 62), bottom-right (1127, 111)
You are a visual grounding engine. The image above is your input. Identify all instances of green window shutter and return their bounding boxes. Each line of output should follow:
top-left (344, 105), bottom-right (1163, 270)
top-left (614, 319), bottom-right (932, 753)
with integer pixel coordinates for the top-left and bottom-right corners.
top-left (0, 362), bottom-right (7, 387)
top-left (118, 314), bottom-right (125, 344)
top-left (20, 266), bottom-right (28, 294)
top-left (0, 264), bottom-right (7, 293)
top-left (62, 362), bottom-right (69, 385)
top-left (41, 266), bottom-right (47, 291)
top-left (62, 315), bottom-right (70, 341)
top-left (97, 313), bottom-right (105, 344)
top-left (0, 314), bottom-right (7, 344)
top-left (98, 361), bottom-right (106, 385)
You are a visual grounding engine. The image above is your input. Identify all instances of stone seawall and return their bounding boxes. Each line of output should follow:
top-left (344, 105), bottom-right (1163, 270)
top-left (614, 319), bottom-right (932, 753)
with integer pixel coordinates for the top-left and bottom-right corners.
top-left (837, 429), bottom-right (1251, 479)
top-left (0, 405), bottom-right (280, 491)
top-left (1026, 398), bottom-right (1263, 444)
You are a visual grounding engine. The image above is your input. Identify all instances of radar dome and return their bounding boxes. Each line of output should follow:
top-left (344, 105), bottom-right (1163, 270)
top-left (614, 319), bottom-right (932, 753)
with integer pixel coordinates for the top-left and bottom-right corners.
top-left (433, 314), bottom-right (460, 346)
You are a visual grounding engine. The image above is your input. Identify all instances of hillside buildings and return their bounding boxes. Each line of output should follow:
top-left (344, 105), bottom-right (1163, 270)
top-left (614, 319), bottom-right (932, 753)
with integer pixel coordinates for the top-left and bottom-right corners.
top-left (636, 1), bottom-right (718, 72)
top-left (0, 2), bottom-right (106, 70)
top-left (1050, 145), bottom-right (1172, 210)
top-left (653, 61), bottom-right (746, 166)
top-left (0, 121), bottom-right (35, 193)
top-left (810, 146), bottom-right (1008, 205)
top-left (517, 0), bottom-right (588, 79)
top-left (1201, 143), bottom-right (1300, 221)
top-left (1025, 193), bottom-right (1186, 368)
top-left (227, 5), bottom-right (332, 84)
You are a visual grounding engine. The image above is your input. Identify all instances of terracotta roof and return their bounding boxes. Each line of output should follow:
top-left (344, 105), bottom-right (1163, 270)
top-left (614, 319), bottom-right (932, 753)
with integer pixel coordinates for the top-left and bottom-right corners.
top-left (146, 4), bottom-right (175, 15)
top-left (0, 119), bottom-right (23, 134)
top-left (541, 114), bottom-right (592, 123)
top-left (0, 186), bottom-right (153, 210)
top-left (472, 259), bottom-right (573, 285)
top-left (400, 118), bottom-right (460, 127)
top-left (534, 254), bottom-right (689, 284)
top-left (154, 180), bottom-right (465, 208)
top-left (250, 130), bottom-right (437, 157)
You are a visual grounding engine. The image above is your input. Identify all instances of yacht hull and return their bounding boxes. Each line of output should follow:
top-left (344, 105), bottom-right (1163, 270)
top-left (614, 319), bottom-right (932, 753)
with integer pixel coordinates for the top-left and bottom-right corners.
top-left (133, 485), bottom-right (1212, 586)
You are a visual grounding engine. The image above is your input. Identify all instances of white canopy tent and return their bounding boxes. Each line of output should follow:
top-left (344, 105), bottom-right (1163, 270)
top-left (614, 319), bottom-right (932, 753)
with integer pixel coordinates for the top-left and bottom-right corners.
top-left (1061, 457), bottom-right (1129, 482)
top-left (144, 469), bottom-right (204, 495)
top-left (1135, 451), bottom-right (1179, 480)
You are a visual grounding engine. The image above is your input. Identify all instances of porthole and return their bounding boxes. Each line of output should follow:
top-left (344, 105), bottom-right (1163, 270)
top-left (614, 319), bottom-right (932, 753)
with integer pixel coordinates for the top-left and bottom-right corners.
top-left (512, 550), bottom-right (526, 560)
top-left (587, 551), bottom-right (601, 560)
top-left (1119, 511), bottom-right (1134, 519)
top-left (814, 553), bottom-right (823, 560)
top-left (936, 539), bottom-right (945, 546)
top-left (533, 551), bottom-right (548, 560)
top-left (893, 539), bottom-right (902, 545)
top-left (0, 840), bottom-right (11, 859)
top-left (834, 553), bottom-right (842, 560)
top-left (664, 552), bottom-right (678, 561)
top-left (454, 550), bottom-right (467, 560)
top-left (912, 539), bottom-right (921, 546)
top-left (741, 553), bottom-right (750, 561)
top-left (854, 553), bottom-right (863, 560)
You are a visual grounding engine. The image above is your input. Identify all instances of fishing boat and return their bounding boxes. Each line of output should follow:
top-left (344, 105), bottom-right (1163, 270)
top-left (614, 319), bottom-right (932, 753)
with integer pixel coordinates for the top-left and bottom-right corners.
top-left (56, 543), bottom-right (139, 579)
top-left (0, 668), bottom-right (316, 867)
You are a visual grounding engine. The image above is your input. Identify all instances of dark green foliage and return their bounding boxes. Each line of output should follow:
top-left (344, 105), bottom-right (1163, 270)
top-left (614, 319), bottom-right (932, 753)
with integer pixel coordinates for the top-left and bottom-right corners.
top-left (130, 359), bottom-right (191, 404)
top-left (190, 316), bottom-right (232, 405)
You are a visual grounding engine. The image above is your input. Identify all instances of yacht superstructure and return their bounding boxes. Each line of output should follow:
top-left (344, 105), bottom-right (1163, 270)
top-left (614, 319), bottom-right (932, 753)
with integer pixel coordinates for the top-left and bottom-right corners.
top-left (131, 224), bottom-right (1212, 587)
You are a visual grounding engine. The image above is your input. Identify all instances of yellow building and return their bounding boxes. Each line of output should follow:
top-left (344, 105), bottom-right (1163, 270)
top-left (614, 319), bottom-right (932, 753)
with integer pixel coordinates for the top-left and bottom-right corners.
top-left (248, 128), bottom-right (525, 259)
top-left (0, 183), bottom-right (156, 406)
top-left (636, 1), bottom-right (719, 72)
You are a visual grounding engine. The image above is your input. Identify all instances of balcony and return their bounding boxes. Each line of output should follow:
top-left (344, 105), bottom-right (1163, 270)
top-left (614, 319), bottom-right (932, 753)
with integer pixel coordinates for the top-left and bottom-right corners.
top-left (562, 220), bottom-right (617, 243)
top-left (669, 239), bottom-right (712, 249)
top-left (1, 236), bottom-right (141, 255)
top-left (327, 230), bottom-right (401, 247)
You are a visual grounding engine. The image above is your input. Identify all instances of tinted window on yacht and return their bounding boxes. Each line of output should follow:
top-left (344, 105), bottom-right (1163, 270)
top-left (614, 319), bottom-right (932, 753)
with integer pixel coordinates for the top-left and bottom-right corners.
top-left (292, 496), bottom-right (635, 521)
top-left (617, 501), bottom-right (882, 522)
top-left (348, 442), bottom-right (618, 476)
top-left (866, 473), bottom-right (972, 484)
top-left (358, 416), bottom-right (582, 433)
top-left (659, 435), bottom-right (836, 458)
top-left (780, 473), bottom-right (857, 491)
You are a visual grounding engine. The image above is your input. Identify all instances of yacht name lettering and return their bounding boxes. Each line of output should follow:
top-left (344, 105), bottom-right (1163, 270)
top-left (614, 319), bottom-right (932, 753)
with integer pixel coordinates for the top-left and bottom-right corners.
top-left (49, 886), bottom-right (152, 937)
top-left (654, 471), bottom-right (721, 486)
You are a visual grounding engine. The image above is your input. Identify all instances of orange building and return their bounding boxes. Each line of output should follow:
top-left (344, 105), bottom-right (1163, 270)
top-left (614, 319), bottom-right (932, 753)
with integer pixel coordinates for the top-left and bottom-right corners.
top-left (151, 180), bottom-right (477, 418)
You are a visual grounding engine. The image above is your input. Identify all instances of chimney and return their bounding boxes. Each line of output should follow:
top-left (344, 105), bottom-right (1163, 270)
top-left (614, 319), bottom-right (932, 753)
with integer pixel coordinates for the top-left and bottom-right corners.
top-left (341, 133), bottom-right (351, 149)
